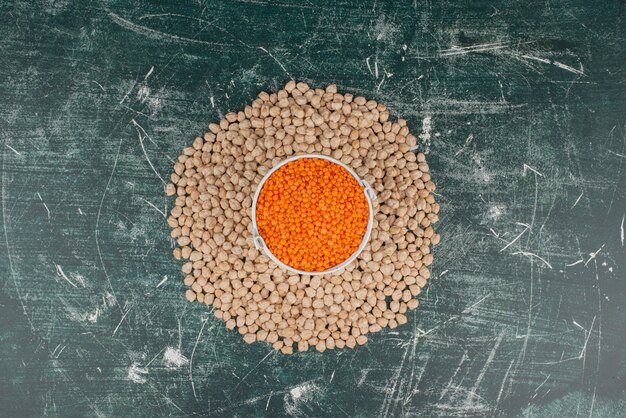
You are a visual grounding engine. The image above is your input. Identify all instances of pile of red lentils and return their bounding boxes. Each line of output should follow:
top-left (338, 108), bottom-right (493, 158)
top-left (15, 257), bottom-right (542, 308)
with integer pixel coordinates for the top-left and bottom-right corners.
top-left (255, 157), bottom-right (370, 272)
top-left (165, 81), bottom-right (439, 353)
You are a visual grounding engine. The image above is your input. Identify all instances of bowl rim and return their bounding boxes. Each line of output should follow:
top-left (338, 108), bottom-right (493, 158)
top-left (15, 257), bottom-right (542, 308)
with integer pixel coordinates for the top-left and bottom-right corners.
top-left (251, 153), bottom-right (377, 276)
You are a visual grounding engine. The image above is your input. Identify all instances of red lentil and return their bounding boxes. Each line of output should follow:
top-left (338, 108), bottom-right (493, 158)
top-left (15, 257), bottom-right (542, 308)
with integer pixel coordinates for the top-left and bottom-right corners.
top-left (256, 158), bottom-right (369, 272)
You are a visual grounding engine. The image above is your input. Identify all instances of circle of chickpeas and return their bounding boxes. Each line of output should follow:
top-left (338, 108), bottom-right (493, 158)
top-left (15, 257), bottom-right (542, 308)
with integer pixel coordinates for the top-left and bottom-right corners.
top-left (165, 81), bottom-right (439, 354)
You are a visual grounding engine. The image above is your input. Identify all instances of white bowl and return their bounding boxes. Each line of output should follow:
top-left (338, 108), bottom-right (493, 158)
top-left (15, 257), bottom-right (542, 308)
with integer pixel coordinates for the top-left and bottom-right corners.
top-left (251, 154), bottom-right (377, 276)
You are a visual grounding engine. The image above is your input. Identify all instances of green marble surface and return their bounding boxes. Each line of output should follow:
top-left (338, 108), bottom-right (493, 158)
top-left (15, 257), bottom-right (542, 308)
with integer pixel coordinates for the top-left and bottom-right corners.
top-left (1, 0), bottom-right (625, 416)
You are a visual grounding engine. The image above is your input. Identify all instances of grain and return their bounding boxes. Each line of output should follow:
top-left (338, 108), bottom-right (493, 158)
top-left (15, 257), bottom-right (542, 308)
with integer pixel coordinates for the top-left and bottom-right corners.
top-left (166, 81), bottom-right (440, 353)
top-left (256, 158), bottom-right (368, 272)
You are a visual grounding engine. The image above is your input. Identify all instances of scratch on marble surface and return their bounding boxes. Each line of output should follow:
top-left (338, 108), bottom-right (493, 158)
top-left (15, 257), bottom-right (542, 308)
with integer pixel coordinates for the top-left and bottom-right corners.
top-left (512, 251), bottom-right (553, 269)
top-left (466, 331), bottom-right (505, 405)
top-left (258, 47), bottom-right (293, 79)
top-left (5, 143), bottom-right (22, 156)
top-left (571, 191), bottom-right (584, 209)
top-left (54, 264), bottom-right (78, 288)
top-left (500, 223), bottom-right (531, 252)
top-left (584, 244), bottom-right (605, 266)
top-left (440, 42), bottom-right (512, 57)
top-left (36, 192), bottom-right (50, 219)
top-left (518, 54), bottom-right (585, 76)
top-left (189, 315), bottom-right (209, 400)
top-left (112, 302), bottom-right (133, 336)
top-left (107, 11), bottom-right (223, 47)
top-left (132, 119), bottom-right (166, 185)
top-left (619, 214), bottom-right (626, 247)
top-left (138, 196), bottom-right (166, 217)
